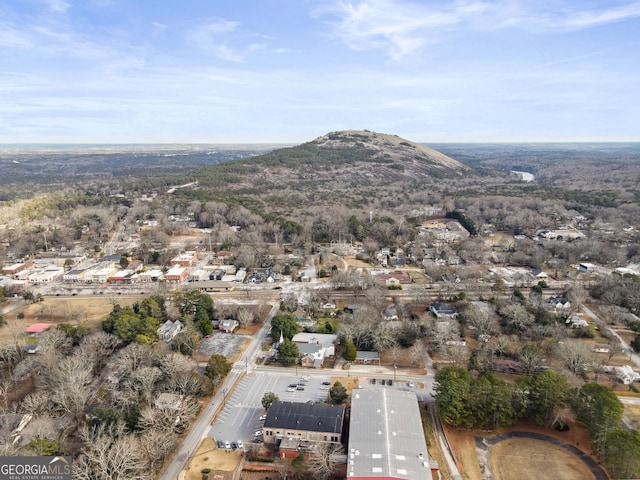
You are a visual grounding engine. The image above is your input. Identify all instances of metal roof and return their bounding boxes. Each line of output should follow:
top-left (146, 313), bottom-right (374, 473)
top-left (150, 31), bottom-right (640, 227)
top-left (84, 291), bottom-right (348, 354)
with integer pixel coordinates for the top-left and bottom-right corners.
top-left (264, 401), bottom-right (345, 434)
top-left (348, 389), bottom-right (432, 479)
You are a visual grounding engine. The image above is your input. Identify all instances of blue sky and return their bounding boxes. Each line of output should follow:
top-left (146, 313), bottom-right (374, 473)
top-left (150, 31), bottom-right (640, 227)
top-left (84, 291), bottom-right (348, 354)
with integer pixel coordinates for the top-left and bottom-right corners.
top-left (1, 0), bottom-right (639, 143)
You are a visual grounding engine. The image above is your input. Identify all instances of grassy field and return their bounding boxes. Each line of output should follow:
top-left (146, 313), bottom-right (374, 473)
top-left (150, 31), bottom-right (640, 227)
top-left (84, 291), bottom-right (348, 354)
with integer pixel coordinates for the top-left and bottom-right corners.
top-left (491, 438), bottom-right (596, 480)
top-left (0, 296), bottom-right (141, 344)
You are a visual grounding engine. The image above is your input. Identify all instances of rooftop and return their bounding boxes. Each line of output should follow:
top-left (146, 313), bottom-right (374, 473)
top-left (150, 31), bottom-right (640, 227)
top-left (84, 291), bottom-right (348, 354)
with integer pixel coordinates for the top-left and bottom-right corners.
top-left (264, 401), bottom-right (345, 434)
top-left (348, 389), bottom-right (433, 479)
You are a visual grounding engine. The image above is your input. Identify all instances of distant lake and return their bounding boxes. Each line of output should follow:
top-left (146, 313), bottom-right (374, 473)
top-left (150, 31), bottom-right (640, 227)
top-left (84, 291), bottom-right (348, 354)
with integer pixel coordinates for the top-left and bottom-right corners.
top-left (511, 170), bottom-right (535, 182)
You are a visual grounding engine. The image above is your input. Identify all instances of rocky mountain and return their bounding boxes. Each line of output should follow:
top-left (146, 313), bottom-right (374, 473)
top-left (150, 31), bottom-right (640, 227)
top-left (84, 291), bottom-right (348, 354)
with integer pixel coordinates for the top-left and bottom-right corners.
top-left (197, 130), bottom-right (469, 190)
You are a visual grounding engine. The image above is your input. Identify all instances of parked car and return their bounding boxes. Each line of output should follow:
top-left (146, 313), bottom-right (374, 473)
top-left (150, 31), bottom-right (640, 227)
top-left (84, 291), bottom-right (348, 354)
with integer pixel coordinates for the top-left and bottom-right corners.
top-left (259, 414), bottom-right (267, 421)
top-left (388, 380), bottom-right (393, 386)
top-left (322, 381), bottom-right (331, 385)
top-left (237, 440), bottom-right (244, 450)
top-left (286, 387), bottom-right (295, 392)
top-left (217, 440), bottom-right (224, 449)
top-left (296, 386), bottom-right (305, 391)
top-left (231, 441), bottom-right (237, 450)
top-left (371, 378), bottom-right (376, 384)
top-left (224, 441), bottom-right (231, 449)
top-left (408, 380), bottom-right (415, 388)
top-left (254, 430), bottom-right (263, 437)
top-left (380, 379), bottom-right (386, 385)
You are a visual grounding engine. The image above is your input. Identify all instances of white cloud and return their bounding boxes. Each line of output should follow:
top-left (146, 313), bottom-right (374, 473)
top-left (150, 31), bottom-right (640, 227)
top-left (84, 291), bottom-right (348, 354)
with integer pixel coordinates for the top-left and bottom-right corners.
top-left (46, 0), bottom-right (71, 13)
top-left (317, 0), bottom-right (640, 59)
top-left (189, 18), bottom-right (267, 63)
top-left (151, 22), bottom-right (167, 36)
top-left (316, 0), bottom-right (489, 60)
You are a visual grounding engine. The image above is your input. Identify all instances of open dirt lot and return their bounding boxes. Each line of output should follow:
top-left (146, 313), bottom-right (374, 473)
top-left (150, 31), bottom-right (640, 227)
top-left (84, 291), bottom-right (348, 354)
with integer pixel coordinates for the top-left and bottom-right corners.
top-left (491, 438), bottom-right (597, 480)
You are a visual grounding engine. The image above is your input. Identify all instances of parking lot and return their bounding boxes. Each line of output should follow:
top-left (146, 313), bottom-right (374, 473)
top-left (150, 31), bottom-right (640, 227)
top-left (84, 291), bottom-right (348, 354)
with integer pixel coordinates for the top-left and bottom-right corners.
top-left (209, 372), bottom-right (333, 447)
top-left (198, 332), bottom-right (249, 358)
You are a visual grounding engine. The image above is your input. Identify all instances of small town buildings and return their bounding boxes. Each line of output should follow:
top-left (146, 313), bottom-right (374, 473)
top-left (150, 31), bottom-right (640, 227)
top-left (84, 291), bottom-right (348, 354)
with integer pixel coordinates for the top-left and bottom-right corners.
top-left (2, 263), bottom-right (29, 276)
top-left (63, 269), bottom-right (86, 283)
top-left (27, 265), bottom-right (64, 284)
top-left (262, 401), bottom-right (345, 445)
top-left (170, 251), bottom-right (198, 267)
top-left (108, 269), bottom-right (134, 284)
top-left (165, 266), bottom-right (188, 284)
top-left (84, 262), bottom-right (118, 283)
top-left (135, 269), bottom-right (163, 283)
top-left (348, 388), bottom-right (437, 480)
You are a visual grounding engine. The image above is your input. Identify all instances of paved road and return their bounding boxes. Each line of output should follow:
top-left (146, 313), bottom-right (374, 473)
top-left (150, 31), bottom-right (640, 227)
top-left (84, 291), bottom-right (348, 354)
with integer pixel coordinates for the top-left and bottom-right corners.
top-left (158, 302), bottom-right (279, 480)
top-left (582, 304), bottom-right (640, 369)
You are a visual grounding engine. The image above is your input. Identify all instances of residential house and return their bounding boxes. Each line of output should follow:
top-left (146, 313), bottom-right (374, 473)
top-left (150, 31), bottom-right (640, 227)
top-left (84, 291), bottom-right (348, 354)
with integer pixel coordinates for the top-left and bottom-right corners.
top-left (262, 401), bottom-right (345, 445)
top-left (381, 304), bottom-right (398, 321)
top-left (592, 344), bottom-right (611, 354)
top-left (532, 268), bottom-right (549, 280)
top-left (219, 319), bottom-right (239, 333)
top-left (548, 296), bottom-right (571, 310)
top-left (429, 302), bottom-right (458, 318)
top-left (615, 365), bottom-right (640, 385)
top-left (567, 314), bottom-right (589, 328)
top-left (321, 299), bottom-right (336, 310)
top-left (379, 270), bottom-right (412, 285)
top-left (25, 323), bottom-right (54, 336)
top-left (157, 320), bottom-right (183, 342)
top-left (294, 315), bottom-right (316, 330)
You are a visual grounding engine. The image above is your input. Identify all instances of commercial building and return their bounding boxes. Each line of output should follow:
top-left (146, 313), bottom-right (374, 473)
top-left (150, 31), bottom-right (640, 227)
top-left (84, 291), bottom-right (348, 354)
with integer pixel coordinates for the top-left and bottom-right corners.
top-left (348, 389), bottom-right (438, 480)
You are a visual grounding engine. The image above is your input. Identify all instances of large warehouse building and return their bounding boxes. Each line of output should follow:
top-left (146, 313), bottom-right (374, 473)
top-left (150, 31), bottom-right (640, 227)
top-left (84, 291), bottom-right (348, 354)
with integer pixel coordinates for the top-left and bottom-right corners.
top-left (348, 389), bottom-right (438, 480)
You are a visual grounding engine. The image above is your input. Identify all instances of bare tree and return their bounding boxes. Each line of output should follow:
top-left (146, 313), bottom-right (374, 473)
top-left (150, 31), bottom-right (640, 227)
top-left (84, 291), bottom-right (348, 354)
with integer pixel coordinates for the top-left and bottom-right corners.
top-left (306, 442), bottom-right (344, 480)
top-left (499, 303), bottom-right (534, 333)
top-left (236, 307), bottom-right (254, 328)
top-left (75, 424), bottom-right (151, 480)
top-left (19, 391), bottom-right (54, 416)
top-left (138, 427), bottom-right (178, 472)
top-left (558, 342), bottom-right (593, 377)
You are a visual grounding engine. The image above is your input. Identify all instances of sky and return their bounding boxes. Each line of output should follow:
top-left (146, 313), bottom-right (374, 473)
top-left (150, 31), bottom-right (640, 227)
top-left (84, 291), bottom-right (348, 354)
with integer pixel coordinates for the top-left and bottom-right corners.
top-left (0, 0), bottom-right (639, 144)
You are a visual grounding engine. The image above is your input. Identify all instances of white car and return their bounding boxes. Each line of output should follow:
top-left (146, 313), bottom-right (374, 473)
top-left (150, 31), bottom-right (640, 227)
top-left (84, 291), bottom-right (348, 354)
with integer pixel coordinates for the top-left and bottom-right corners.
top-left (254, 430), bottom-right (263, 437)
top-left (259, 414), bottom-right (267, 421)
top-left (408, 380), bottom-right (415, 388)
top-left (224, 441), bottom-right (231, 449)
top-left (237, 440), bottom-right (244, 450)
top-left (286, 387), bottom-right (295, 392)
